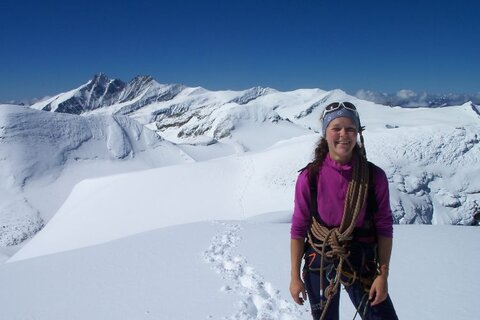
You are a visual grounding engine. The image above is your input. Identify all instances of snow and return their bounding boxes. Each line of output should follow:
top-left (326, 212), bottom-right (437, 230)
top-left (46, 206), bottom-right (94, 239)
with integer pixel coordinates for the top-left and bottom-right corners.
top-left (7, 134), bottom-right (315, 261)
top-left (0, 220), bottom-right (478, 319)
top-left (0, 105), bottom-right (191, 247)
top-left (9, 107), bottom-right (480, 260)
top-left (1, 83), bottom-right (480, 319)
top-left (29, 87), bottom-right (79, 112)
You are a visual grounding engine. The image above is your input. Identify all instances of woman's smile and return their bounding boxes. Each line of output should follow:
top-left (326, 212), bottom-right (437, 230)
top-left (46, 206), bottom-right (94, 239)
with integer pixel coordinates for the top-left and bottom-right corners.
top-left (326, 117), bottom-right (358, 163)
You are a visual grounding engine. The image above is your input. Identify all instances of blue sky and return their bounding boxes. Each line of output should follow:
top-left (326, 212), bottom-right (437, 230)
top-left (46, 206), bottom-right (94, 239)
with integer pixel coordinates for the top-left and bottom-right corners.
top-left (1, 0), bottom-right (479, 101)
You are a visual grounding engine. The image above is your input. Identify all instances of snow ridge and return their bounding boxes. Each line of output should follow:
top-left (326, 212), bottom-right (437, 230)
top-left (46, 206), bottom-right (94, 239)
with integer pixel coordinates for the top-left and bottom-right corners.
top-left (203, 222), bottom-right (305, 320)
top-left (0, 105), bottom-right (191, 248)
top-left (0, 197), bottom-right (44, 246)
top-left (229, 87), bottom-right (276, 105)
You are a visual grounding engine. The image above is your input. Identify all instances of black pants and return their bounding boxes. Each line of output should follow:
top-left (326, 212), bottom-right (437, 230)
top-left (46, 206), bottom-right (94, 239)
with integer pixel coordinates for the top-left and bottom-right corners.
top-left (303, 242), bottom-right (398, 320)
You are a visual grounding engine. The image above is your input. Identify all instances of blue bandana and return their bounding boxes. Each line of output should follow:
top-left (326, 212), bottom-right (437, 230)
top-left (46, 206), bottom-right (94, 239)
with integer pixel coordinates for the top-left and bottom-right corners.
top-left (322, 107), bottom-right (361, 136)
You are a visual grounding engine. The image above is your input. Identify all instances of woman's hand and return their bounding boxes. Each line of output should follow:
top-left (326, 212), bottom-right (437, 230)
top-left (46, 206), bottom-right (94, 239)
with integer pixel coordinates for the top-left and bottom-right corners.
top-left (370, 236), bottom-right (393, 306)
top-left (369, 272), bottom-right (388, 306)
top-left (290, 276), bottom-right (307, 305)
top-left (290, 239), bottom-right (307, 305)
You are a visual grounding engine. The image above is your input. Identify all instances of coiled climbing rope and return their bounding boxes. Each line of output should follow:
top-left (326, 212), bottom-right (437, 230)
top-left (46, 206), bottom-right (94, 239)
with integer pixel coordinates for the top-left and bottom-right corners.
top-left (307, 153), bottom-right (370, 320)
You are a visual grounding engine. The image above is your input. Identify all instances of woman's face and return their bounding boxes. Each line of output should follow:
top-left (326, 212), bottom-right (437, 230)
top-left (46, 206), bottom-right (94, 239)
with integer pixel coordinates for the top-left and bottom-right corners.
top-left (325, 117), bottom-right (358, 164)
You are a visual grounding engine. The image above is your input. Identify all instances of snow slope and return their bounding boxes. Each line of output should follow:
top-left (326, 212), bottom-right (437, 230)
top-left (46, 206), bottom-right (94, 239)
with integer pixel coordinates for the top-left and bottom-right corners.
top-left (68, 80), bottom-right (480, 227)
top-left (10, 109), bottom-right (480, 261)
top-left (7, 130), bottom-right (320, 261)
top-left (2, 89), bottom-right (480, 255)
top-left (1, 220), bottom-right (478, 320)
top-left (0, 105), bottom-right (191, 247)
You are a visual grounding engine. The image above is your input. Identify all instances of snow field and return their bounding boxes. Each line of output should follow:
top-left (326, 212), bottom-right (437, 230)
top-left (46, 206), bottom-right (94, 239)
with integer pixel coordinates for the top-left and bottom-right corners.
top-left (0, 222), bottom-right (237, 320)
top-left (203, 222), bottom-right (305, 320)
top-left (1, 220), bottom-right (478, 319)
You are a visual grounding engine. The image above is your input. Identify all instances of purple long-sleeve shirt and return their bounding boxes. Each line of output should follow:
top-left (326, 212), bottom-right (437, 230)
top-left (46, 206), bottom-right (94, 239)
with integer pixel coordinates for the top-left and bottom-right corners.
top-left (291, 154), bottom-right (393, 239)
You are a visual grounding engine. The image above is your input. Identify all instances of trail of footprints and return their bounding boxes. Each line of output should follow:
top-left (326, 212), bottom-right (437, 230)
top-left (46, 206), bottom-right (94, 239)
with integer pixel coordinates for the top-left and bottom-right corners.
top-left (203, 222), bottom-right (305, 320)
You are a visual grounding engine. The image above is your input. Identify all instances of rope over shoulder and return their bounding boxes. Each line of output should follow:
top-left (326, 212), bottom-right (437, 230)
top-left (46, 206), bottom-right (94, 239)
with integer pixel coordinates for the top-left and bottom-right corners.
top-left (307, 153), bottom-right (370, 320)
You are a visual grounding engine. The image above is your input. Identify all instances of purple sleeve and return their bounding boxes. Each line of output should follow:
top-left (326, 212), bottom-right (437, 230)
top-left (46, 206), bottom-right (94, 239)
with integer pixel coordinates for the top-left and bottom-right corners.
top-left (290, 170), bottom-right (311, 239)
top-left (373, 165), bottom-right (394, 238)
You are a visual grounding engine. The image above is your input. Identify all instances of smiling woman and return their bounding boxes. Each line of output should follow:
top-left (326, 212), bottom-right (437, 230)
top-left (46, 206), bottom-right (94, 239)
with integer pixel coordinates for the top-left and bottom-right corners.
top-left (324, 117), bottom-right (358, 164)
top-left (321, 102), bottom-right (361, 164)
top-left (289, 102), bottom-right (398, 320)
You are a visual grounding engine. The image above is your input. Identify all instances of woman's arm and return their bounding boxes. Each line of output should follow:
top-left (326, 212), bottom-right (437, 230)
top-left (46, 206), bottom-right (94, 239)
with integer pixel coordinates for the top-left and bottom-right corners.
top-left (291, 170), bottom-right (313, 239)
top-left (289, 238), bottom-right (307, 305)
top-left (369, 235), bottom-right (392, 306)
top-left (372, 166), bottom-right (394, 238)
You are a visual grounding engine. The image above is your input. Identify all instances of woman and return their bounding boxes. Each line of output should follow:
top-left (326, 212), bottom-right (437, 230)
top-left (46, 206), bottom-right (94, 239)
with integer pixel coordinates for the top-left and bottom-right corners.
top-left (289, 102), bottom-right (398, 320)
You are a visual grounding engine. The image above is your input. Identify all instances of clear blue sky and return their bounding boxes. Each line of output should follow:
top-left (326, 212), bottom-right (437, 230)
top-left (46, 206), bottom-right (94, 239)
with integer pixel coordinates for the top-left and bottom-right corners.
top-left (1, 0), bottom-right (479, 101)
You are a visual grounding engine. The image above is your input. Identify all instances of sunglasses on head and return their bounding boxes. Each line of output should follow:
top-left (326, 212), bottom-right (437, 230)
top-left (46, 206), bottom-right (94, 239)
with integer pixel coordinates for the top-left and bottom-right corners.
top-left (321, 102), bottom-right (358, 119)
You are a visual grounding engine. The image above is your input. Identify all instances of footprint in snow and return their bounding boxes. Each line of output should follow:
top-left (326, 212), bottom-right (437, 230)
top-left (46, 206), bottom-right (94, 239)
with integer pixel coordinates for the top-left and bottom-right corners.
top-left (203, 222), bottom-right (305, 320)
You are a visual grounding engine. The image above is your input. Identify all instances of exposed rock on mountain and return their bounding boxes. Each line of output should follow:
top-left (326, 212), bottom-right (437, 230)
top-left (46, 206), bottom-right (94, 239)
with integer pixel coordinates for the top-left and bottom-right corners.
top-left (228, 86), bottom-right (276, 105)
top-left (32, 73), bottom-right (126, 114)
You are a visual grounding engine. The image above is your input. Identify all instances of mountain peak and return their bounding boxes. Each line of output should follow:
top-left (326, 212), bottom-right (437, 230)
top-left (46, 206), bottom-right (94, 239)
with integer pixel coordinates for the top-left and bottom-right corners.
top-left (90, 72), bottom-right (111, 85)
top-left (229, 86), bottom-right (276, 105)
top-left (125, 75), bottom-right (156, 91)
top-left (130, 75), bottom-right (153, 83)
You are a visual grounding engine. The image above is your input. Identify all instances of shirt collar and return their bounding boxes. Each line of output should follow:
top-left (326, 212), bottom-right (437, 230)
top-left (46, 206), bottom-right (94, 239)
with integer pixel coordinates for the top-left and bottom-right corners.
top-left (325, 153), bottom-right (354, 172)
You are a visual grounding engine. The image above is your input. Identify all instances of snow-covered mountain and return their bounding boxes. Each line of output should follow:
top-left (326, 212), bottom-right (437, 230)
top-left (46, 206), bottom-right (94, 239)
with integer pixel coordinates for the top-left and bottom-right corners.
top-left (2, 74), bottom-right (480, 257)
top-left (30, 73), bottom-right (127, 113)
top-left (30, 73), bottom-right (187, 116)
top-left (0, 104), bottom-right (192, 247)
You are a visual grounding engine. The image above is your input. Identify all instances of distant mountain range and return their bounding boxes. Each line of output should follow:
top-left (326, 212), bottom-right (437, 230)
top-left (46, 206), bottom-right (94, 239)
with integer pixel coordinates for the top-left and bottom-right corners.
top-left (29, 73), bottom-right (327, 146)
top-left (355, 89), bottom-right (480, 108)
top-left (29, 73), bottom-right (185, 115)
top-left (4, 73), bottom-right (479, 108)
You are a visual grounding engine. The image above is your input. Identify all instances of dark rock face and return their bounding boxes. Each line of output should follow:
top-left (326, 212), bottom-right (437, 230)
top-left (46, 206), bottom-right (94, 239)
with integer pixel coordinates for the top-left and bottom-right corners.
top-left (229, 86), bottom-right (274, 105)
top-left (38, 73), bottom-right (186, 115)
top-left (40, 73), bottom-right (127, 114)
